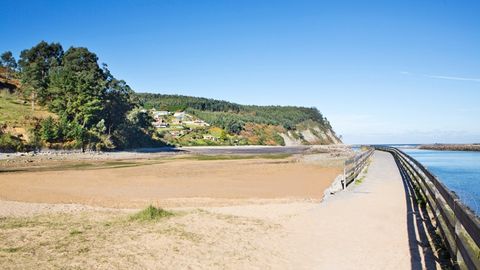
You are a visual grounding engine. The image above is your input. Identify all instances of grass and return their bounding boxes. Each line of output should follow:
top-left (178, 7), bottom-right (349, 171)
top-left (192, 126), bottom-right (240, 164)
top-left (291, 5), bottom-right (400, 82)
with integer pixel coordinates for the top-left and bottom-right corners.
top-left (69, 229), bottom-right (83, 236)
top-left (0, 93), bottom-right (54, 152)
top-left (0, 206), bottom-right (278, 269)
top-left (1, 247), bottom-right (20, 253)
top-left (130, 205), bottom-right (174, 222)
top-left (354, 160), bottom-right (372, 186)
top-left (0, 93), bottom-right (52, 125)
top-left (355, 176), bottom-right (365, 185)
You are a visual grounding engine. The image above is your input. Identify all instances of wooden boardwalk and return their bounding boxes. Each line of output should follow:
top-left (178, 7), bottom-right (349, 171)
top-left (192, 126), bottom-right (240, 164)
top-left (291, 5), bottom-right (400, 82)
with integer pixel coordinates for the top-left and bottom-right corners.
top-left (282, 151), bottom-right (443, 269)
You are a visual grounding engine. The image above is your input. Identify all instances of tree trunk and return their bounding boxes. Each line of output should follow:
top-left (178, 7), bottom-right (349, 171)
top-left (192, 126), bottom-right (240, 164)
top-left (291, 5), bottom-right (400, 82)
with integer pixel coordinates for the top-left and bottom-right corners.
top-left (31, 92), bottom-right (36, 112)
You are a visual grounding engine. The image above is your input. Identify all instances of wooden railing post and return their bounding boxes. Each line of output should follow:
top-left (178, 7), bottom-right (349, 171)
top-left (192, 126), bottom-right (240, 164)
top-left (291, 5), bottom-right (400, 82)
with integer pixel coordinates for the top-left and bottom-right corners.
top-left (373, 146), bottom-right (480, 269)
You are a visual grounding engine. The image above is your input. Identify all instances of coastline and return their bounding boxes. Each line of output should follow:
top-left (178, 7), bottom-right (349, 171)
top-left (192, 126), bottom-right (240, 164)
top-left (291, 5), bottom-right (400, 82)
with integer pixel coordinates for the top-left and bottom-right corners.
top-left (418, 144), bottom-right (480, 152)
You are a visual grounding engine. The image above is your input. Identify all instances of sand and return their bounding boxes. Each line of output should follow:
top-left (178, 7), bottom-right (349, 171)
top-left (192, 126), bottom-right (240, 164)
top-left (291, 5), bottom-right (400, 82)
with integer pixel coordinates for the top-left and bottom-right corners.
top-left (0, 150), bottom-right (443, 269)
top-left (0, 157), bottom-right (341, 208)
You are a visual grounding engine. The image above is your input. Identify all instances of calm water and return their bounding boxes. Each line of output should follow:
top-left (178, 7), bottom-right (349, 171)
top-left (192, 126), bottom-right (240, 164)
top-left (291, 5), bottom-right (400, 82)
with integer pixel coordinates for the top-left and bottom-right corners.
top-left (402, 148), bottom-right (480, 215)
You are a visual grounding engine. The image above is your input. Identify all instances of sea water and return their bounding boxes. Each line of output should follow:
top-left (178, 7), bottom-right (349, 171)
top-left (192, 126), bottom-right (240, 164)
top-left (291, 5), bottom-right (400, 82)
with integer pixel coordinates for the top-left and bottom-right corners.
top-left (402, 148), bottom-right (480, 215)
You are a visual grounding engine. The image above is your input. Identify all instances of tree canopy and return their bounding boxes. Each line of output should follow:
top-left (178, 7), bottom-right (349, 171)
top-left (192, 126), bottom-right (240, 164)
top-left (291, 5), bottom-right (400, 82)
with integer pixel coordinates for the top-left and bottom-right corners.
top-left (0, 51), bottom-right (18, 79)
top-left (136, 93), bottom-right (332, 133)
top-left (18, 41), bottom-right (64, 107)
top-left (8, 41), bottom-right (164, 151)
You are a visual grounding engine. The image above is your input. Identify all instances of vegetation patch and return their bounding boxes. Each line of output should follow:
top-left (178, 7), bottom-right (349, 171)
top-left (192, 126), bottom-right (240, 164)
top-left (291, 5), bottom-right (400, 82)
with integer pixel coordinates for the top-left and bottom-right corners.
top-left (130, 205), bottom-right (174, 222)
top-left (69, 229), bottom-right (83, 236)
top-left (1, 247), bottom-right (20, 253)
top-left (355, 176), bottom-right (365, 185)
top-left (1, 42), bottom-right (166, 152)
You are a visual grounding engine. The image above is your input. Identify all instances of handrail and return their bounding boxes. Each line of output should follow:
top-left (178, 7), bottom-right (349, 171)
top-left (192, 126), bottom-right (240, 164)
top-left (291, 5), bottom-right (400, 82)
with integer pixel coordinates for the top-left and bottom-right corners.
top-left (342, 147), bottom-right (374, 188)
top-left (374, 146), bottom-right (480, 270)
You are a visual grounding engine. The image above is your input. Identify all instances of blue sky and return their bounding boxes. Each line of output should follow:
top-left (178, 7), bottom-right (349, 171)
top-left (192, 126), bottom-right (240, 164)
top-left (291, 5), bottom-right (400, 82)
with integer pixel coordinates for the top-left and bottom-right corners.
top-left (1, 0), bottom-right (479, 144)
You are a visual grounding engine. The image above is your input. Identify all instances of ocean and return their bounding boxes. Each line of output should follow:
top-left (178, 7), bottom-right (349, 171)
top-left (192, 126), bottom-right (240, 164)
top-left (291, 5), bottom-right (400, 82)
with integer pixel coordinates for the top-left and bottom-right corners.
top-left (402, 148), bottom-right (480, 215)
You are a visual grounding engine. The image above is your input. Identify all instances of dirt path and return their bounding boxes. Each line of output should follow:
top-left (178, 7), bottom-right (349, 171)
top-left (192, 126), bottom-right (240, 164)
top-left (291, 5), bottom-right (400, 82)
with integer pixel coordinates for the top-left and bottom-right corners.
top-left (276, 151), bottom-right (441, 269)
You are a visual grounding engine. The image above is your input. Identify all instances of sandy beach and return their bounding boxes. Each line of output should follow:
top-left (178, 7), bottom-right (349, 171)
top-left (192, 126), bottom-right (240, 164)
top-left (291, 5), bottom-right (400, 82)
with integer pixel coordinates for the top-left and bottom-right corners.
top-left (0, 153), bottom-right (342, 208)
top-left (0, 149), bottom-right (444, 269)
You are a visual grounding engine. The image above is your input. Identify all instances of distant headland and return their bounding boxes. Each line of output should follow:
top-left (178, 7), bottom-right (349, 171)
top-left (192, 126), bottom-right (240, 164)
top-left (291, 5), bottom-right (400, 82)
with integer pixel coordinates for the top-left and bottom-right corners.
top-left (418, 144), bottom-right (480, 151)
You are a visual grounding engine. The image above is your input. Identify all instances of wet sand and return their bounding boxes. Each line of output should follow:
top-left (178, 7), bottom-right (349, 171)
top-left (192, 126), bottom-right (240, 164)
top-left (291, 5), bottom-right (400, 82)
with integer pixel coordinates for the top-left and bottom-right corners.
top-left (0, 157), bottom-right (341, 208)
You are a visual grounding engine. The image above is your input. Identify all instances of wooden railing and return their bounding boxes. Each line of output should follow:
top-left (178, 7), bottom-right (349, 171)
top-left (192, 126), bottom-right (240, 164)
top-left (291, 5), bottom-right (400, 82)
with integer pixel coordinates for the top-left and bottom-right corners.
top-left (375, 146), bottom-right (480, 270)
top-left (342, 147), bottom-right (374, 188)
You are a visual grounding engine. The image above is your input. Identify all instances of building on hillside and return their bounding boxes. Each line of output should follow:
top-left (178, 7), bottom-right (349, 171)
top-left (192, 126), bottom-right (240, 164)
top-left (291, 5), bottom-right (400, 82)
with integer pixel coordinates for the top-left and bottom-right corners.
top-left (173, 112), bottom-right (185, 119)
top-left (152, 121), bottom-right (169, 128)
top-left (152, 111), bottom-right (169, 120)
top-left (183, 119), bottom-right (210, 127)
top-left (194, 119), bottom-right (210, 127)
top-left (203, 135), bottom-right (218, 141)
top-left (171, 112), bottom-right (186, 124)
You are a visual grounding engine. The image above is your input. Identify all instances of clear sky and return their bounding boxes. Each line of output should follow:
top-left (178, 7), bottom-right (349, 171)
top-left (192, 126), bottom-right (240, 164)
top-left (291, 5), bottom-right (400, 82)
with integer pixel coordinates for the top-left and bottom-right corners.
top-left (1, 0), bottom-right (479, 144)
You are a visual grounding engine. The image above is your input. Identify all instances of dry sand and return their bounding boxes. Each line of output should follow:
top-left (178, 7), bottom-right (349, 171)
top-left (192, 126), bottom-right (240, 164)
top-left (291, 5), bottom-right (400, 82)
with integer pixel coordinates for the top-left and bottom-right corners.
top-left (0, 150), bottom-right (442, 269)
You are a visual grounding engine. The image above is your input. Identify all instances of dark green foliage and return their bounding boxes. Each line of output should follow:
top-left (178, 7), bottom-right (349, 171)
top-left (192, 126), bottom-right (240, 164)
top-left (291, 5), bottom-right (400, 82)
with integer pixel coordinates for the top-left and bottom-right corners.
top-left (106, 108), bottom-right (165, 149)
top-left (18, 41), bottom-right (64, 106)
top-left (0, 51), bottom-right (17, 79)
top-left (7, 41), bottom-right (163, 150)
top-left (137, 93), bottom-right (241, 112)
top-left (136, 93), bottom-right (332, 132)
top-left (40, 116), bottom-right (56, 142)
top-left (47, 47), bottom-right (105, 129)
top-left (101, 64), bottom-right (135, 135)
top-left (127, 108), bottom-right (153, 131)
top-left (0, 132), bottom-right (25, 152)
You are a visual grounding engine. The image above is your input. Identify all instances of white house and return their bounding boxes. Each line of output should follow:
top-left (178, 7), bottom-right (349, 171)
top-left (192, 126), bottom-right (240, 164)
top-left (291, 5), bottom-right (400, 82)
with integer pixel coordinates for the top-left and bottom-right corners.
top-left (173, 112), bottom-right (186, 119)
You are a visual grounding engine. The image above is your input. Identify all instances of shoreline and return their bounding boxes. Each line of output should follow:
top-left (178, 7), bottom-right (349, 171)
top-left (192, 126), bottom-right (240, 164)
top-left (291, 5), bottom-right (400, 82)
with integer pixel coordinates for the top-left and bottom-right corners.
top-left (418, 143), bottom-right (480, 152)
top-left (0, 149), bottom-right (346, 209)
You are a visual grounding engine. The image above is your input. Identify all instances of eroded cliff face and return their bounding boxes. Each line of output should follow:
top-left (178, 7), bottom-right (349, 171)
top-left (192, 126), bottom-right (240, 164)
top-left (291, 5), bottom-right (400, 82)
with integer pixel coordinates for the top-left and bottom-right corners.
top-left (280, 121), bottom-right (342, 146)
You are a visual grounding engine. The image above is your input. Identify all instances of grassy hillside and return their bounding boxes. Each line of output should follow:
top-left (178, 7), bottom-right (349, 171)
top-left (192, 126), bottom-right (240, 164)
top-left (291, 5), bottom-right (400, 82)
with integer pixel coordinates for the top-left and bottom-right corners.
top-left (0, 82), bottom-right (340, 150)
top-left (137, 93), bottom-right (341, 146)
top-left (0, 93), bottom-right (54, 151)
top-left (0, 94), bottom-right (52, 126)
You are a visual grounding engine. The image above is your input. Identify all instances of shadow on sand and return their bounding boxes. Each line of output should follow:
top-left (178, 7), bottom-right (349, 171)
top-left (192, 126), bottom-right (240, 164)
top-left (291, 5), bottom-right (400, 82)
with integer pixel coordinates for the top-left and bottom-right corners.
top-left (392, 155), bottom-right (453, 270)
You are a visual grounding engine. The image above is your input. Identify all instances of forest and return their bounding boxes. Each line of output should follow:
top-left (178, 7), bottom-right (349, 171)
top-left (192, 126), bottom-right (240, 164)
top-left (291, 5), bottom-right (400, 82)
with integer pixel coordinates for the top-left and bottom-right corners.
top-left (137, 93), bottom-right (333, 134)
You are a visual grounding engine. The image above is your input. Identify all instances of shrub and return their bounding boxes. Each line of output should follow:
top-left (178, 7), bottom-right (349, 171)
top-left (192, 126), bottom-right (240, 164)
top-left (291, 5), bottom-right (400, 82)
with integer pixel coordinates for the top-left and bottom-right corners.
top-left (40, 116), bottom-right (57, 142)
top-left (0, 132), bottom-right (25, 152)
top-left (130, 205), bottom-right (174, 222)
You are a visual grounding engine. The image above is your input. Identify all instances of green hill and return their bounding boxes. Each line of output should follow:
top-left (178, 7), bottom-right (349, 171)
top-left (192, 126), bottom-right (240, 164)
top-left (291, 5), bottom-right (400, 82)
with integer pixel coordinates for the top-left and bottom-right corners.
top-left (0, 41), bottom-right (341, 151)
top-left (137, 93), bottom-right (341, 146)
